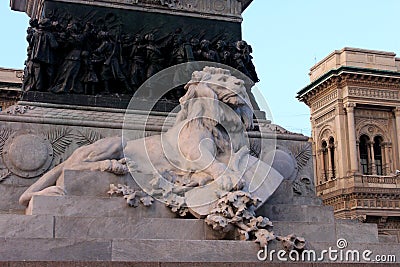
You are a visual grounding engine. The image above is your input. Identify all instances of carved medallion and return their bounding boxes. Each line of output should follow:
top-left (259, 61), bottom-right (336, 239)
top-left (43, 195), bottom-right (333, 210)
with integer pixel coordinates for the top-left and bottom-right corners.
top-left (264, 149), bottom-right (297, 180)
top-left (2, 133), bottom-right (53, 178)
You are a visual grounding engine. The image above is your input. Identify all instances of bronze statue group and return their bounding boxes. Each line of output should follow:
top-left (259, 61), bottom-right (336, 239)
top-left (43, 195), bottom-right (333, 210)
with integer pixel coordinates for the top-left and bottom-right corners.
top-left (22, 15), bottom-right (259, 99)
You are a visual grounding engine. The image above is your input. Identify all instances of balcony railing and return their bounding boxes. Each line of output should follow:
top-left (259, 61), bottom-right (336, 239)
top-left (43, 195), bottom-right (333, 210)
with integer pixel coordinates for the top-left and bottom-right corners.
top-left (317, 173), bottom-right (399, 193)
top-left (361, 175), bottom-right (397, 185)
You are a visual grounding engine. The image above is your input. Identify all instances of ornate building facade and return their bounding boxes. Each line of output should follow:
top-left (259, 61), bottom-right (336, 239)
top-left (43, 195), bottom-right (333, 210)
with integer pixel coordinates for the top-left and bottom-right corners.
top-left (0, 68), bottom-right (22, 111)
top-left (297, 47), bottom-right (400, 241)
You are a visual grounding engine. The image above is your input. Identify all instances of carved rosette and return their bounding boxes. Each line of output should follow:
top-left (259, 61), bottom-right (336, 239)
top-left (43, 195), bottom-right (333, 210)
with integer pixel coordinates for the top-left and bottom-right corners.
top-left (2, 132), bottom-right (53, 178)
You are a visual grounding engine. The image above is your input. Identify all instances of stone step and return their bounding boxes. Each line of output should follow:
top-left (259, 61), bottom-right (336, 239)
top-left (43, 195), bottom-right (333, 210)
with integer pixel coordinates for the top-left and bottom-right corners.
top-left (0, 184), bottom-right (28, 213)
top-left (302, 241), bottom-right (400, 263)
top-left (273, 221), bottom-right (336, 243)
top-left (0, 237), bottom-right (399, 263)
top-left (0, 213), bottom-right (377, 244)
top-left (54, 217), bottom-right (208, 240)
top-left (26, 195), bottom-right (379, 244)
top-left (0, 214), bottom-right (54, 239)
top-left (27, 195), bottom-right (176, 218)
top-left (379, 234), bottom-right (399, 243)
top-left (273, 221), bottom-right (379, 244)
top-left (112, 239), bottom-right (261, 262)
top-left (335, 220), bottom-right (379, 244)
top-left (0, 238), bottom-right (260, 262)
top-left (0, 213), bottom-right (218, 241)
top-left (264, 180), bottom-right (323, 206)
top-left (257, 203), bottom-right (335, 223)
top-left (60, 170), bottom-right (140, 198)
top-left (0, 238), bottom-right (112, 261)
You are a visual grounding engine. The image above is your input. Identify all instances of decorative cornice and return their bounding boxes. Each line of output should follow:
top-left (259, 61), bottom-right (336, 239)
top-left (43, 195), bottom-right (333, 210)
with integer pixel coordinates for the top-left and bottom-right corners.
top-left (13, 0), bottom-right (249, 22)
top-left (297, 66), bottom-right (400, 104)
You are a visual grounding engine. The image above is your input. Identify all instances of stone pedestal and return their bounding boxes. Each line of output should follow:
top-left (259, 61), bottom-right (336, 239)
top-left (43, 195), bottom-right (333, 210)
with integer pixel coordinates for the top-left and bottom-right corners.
top-left (0, 100), bottom-right (312, 213)
top-left (0, 170), bottom-right (399, 263)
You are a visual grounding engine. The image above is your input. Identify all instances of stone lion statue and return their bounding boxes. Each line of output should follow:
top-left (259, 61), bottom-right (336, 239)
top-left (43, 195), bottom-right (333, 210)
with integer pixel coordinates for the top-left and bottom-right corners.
top-left (20, 67), bottom-right (283, 216)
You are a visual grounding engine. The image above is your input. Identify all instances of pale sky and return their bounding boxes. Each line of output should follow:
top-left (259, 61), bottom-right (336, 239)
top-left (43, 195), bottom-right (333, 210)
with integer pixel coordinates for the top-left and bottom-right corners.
top-left (1, 1), bottom-right (400, 135)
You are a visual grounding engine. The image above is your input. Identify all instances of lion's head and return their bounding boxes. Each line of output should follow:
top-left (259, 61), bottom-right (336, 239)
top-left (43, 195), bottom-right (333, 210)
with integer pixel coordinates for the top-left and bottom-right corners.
top-left (178, 67), bottom-right (254, 131)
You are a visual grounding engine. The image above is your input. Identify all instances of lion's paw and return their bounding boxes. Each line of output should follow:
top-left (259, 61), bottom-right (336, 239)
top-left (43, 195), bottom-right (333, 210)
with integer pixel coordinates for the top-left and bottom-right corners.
top-left (100, 160), bottom-right (129, 175)
top-left (216, 175), bottom-right (233, 192)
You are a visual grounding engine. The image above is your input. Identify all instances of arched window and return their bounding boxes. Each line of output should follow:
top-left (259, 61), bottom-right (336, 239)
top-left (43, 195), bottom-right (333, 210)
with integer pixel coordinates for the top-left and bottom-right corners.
top-left (322, 141), bottom-right (328, 181)
top-left (359, 135), bottom-right (370, 175)
top-left (329, 137), bottom-right (336, 178)
top-left (374, 136), bottom-right (383, 175)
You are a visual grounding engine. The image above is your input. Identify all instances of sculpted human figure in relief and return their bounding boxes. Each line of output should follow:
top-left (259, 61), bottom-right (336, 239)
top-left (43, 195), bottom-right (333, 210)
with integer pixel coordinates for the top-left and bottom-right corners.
top-left (20, 67), bottom-right (283, 216)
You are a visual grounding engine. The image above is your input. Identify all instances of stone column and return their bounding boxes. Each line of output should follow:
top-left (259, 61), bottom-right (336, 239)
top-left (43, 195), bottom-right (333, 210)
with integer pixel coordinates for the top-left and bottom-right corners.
top-left (370, 141), bottom-right (376, 175)
top-left (367, 141), bottom-right (372, 174)
top-left (386, 143), bottom-right (391, 174)
top-left (382, 143), bottom-right (388, 175)
top-left (332, 144), bottom-right (337, 178)
top-left (388, 144), bottom-right (394, 174)
top-left (394, 107), bottom-right (400, 168)
top-left (327, 145), bottom-right (333, 179)
top-left (384, 143), bottom-right (391, 175)
top-left (316, 150), bottom-right (321, 184)
top-left (312, 139), bottom-right (318, 185)
top-left (319, 149), bottom-right (326, 181)
top-left (345, 103), bottom-right (358, 174)
top-left (356, 141), bottom-right (361, 172)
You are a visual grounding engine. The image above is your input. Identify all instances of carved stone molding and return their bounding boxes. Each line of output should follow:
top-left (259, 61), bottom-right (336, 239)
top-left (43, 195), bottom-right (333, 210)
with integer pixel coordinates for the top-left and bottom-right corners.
top-left (315, 109), bottom-right (335, 126)
top-left (126, 0), bottom-right (244, 15)
top-left (356, 120), bottom-right (389, 141)
top-left (342, 75), bottom-right (400, 91)
top-left (355, 109), bottom-right (390, 120)
top-left (311, 90), bottom-right (338, 111)
top-left (328, 197), bottom-right (400, 211)
top-left (318, 126), bottom-right (335, 143)
top-left (348, 87), bottom-right (400, 100)
top-left (50, 0), bottom-right (244, 21)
